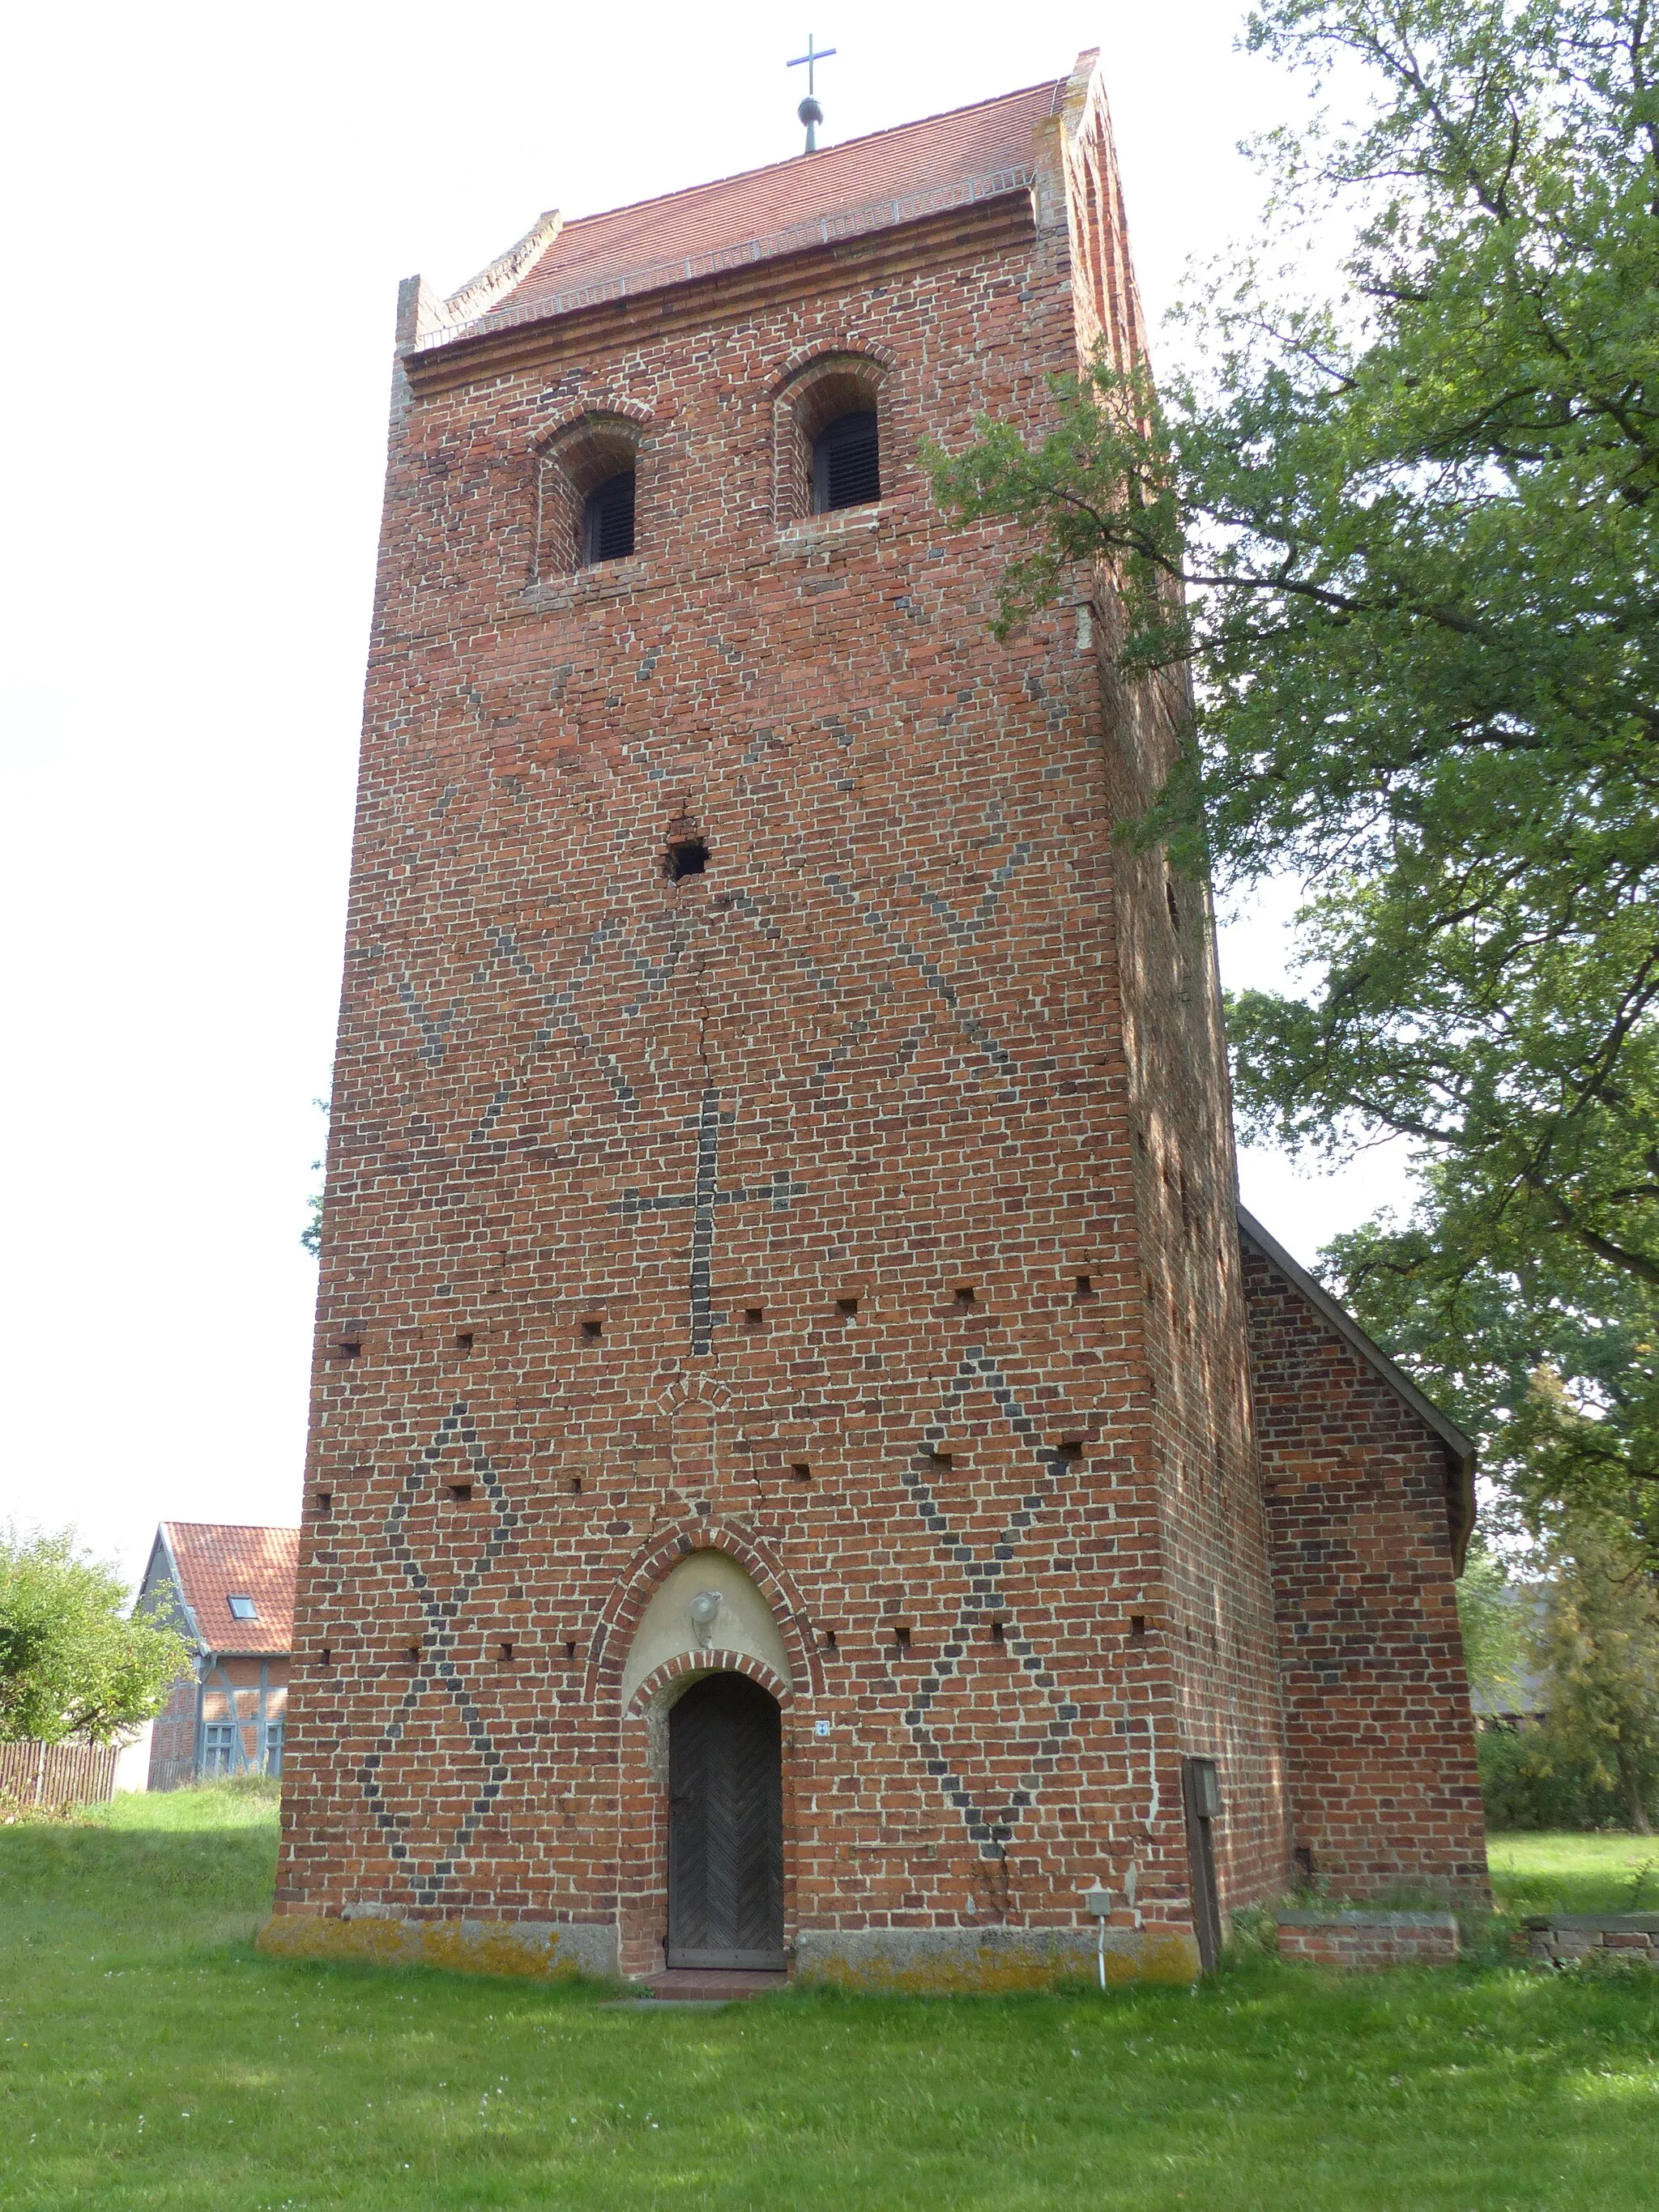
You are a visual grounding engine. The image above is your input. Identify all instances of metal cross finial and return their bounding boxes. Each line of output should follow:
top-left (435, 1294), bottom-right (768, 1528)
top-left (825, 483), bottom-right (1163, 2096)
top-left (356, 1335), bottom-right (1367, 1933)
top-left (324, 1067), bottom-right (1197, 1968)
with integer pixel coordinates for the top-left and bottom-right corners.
top-left (787, 32), bottom-right (837, 153)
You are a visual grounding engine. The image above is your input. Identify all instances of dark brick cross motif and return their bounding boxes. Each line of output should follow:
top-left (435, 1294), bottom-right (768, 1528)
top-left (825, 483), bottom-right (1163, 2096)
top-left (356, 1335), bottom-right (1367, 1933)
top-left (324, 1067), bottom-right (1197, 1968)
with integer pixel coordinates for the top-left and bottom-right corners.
top-left (613, 1087), bottom-right (804, 1354)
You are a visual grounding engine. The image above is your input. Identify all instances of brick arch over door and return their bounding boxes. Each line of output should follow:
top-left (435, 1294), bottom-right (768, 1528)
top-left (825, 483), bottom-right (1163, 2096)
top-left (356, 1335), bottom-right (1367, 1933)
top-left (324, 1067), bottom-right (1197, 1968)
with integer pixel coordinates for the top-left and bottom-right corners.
top-left (586, 1519), bottom-right (825, 1711)
top-left (626, 1649), bottom-right (792, 1718)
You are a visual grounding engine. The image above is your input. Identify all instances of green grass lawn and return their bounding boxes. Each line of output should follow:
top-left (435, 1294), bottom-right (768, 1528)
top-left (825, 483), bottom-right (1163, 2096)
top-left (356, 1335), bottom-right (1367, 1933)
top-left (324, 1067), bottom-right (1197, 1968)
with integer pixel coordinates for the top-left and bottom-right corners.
top-left (2, 1793), bottom-right (1657, 2210)
top-left (1487, 1829), bottom-right (1659, 1916)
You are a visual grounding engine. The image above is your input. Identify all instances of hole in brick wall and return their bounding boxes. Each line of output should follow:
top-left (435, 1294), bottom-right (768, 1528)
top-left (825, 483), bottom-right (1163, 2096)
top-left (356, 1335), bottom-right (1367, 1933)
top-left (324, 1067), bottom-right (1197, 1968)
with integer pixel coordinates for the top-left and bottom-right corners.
top-left (499, 1639), bottom-right (515, 1664)
top-left (404, 1644), bottom-right (422, 1670)
top-left (565, 1639), bottom-right (578, 1660)
top-left (455, 1331), bottom-right (474, 1353)
top-left (744, 1306), bottom-right (765, 1329)
top-left (928, 1450), bottom-right (953, 1472)
top-left (337, 1339), bottom-right (361, 1362)
top-left (989, 1617), bottom-right (1006, 1644)
top-left (1294, 1845), bottom-right (1315, 1883)
top-left (664, 837), bottom-right (707, 881)
top-left (1129, 1615), bottom-right (1147, 1640)
top-left (1057, 1439), bottom-right (1084, 1465)
top-left (580, 1319), bottom-right (603, 1342)
top-left (953, 1285), bottom-right (977, 1309)
top-left (313, 1490), bottom-right (333, 1519)
top-left (893, 1623), bottom-right (912, 1653)
top-left (448, 1482), bottom-right (473, 1503)
top-left (569, 1477), bottom-right (583, 1496)
top-left (823, 1628), bottom-right (837, 1652)
top-left (1074, 1274), bottom-right (1095, 1298)
top-left (790, 1462), bottom-right (812, 1484)
top-left (836, 1296), bottom-right (859, 1318)
top-left (319, 1647), bottom-right (332, 1669)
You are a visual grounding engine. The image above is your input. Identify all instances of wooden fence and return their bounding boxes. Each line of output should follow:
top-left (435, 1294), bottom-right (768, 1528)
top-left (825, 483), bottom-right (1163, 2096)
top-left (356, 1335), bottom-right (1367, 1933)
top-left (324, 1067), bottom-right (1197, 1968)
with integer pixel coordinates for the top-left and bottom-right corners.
top-left (0, 1740), bottom-right (119, 1807)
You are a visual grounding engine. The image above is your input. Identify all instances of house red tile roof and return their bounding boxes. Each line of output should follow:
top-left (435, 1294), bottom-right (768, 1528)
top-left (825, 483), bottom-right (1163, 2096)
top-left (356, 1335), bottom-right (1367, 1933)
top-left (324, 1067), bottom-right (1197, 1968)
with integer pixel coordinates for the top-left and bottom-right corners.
top-left (158, 1522), bottom-right (298, 1656)
top-left (433, 76), bottom-right (1067, 347)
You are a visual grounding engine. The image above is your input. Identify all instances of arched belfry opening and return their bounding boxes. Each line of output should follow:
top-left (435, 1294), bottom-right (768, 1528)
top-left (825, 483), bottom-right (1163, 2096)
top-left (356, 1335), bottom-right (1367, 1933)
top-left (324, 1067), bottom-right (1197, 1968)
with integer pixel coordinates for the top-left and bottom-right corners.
top-left (534, 409), bottom-right (644, 577)
top-left (667, 1673), bottom-right (784, 1970)
top-left (774, 351), bottom-right (888, 523)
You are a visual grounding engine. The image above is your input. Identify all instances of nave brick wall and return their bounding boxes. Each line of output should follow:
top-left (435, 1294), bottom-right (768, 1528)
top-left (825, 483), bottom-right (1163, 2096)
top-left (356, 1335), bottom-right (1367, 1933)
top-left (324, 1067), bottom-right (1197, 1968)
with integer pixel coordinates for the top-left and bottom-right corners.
top-left (1243, 1242), bottom-right (1489, 1900)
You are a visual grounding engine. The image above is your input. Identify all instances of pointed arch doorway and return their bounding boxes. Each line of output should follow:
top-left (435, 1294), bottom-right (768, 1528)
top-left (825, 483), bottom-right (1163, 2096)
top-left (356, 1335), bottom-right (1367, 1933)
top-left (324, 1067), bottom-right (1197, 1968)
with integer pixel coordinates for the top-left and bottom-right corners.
top-left (667, 1673), bottom-right (785, 1970)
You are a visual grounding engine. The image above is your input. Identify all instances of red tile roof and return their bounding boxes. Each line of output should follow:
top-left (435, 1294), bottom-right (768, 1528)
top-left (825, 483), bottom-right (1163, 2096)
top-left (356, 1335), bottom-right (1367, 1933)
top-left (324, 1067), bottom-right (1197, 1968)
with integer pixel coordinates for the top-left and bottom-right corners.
top-left (435, 76), bottom-right (1066, 347)
top-left (158, 1523), bottom-right (298, 1656)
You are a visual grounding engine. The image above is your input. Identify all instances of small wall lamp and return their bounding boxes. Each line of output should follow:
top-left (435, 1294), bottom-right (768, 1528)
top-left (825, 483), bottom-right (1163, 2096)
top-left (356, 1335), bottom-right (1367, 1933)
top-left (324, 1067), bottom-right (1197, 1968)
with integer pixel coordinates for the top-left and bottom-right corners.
top-left (1081, 1883), bottom-right (1113, 1990)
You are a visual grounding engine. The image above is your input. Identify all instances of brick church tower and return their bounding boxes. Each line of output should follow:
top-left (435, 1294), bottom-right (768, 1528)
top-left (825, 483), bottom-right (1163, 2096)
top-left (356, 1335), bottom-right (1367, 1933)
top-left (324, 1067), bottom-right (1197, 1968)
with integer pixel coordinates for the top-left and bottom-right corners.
top-left (267, 54), bottom-right (1487, 1986)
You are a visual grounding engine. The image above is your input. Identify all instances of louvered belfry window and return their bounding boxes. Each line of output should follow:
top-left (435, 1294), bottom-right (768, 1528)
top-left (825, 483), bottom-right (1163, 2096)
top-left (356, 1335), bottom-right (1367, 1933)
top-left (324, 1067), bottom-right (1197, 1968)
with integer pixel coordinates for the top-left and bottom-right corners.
top-left (811, 408), bottom-right (880, 514)
top-left (582, 469), bottom-right (636, 563)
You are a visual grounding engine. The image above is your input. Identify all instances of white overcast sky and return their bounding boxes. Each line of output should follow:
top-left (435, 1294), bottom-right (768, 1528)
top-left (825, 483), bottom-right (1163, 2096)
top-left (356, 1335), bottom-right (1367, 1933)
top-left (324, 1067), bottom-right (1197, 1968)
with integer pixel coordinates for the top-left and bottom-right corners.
top-left (0, 0), bottom-right (1411, 1586)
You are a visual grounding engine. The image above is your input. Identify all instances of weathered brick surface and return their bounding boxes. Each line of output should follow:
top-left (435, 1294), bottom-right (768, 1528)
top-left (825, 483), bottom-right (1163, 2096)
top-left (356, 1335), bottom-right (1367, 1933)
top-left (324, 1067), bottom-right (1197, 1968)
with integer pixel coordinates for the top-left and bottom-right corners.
top-left (1243, 1238), bottom-right (1489, 1901)
top-left (271, 56), bottom-right (1480, 1982)
top-left (1275, 1909), bottom-right (1460, 1969)
top-left (147, 1670), bottom-right (199, 1791)
top-left (1524, 1916), bottom-right (1659, 1966)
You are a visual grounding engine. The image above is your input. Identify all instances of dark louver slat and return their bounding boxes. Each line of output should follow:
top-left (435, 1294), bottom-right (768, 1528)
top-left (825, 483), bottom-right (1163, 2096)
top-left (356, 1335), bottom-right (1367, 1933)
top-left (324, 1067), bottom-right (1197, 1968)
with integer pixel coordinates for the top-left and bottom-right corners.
top-left (583, 471), bottom-right (636, 563)
top-left (812, 409), bottom-right (881, 512)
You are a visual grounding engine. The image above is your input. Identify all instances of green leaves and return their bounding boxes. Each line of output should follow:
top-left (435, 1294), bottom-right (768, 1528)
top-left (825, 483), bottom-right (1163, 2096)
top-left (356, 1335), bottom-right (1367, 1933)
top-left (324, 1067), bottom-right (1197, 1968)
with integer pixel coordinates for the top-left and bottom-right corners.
top-left (1530, 1509), bottom-right (1659, 1829)
top-left (0, 1532), bottom-right (192, 1747)
top-left (928, 0), bottom-right (1659, 1554)
top-left (921, 364), bottom-right (1189, 667)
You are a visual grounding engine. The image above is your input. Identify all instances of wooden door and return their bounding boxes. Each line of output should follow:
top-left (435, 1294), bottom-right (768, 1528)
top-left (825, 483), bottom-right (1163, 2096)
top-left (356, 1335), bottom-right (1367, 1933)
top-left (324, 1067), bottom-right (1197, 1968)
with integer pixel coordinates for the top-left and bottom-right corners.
top-left (667, 1673), bottom-right (785, 1970)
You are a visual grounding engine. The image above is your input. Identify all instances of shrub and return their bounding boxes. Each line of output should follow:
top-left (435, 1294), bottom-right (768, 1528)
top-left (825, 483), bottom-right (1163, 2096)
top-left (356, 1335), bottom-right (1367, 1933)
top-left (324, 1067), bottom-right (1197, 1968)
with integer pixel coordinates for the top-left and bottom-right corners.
top-left (1478, 1722), bottom-right (1640, 1831)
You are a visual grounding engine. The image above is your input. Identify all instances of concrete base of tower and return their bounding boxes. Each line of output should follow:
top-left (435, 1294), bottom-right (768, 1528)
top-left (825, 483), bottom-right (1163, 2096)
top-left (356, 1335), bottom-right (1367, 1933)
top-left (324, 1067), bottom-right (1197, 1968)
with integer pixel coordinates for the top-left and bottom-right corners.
top-left (254, 1908), bottom-right (619, 1981)
top-left (794, 1921), bottom-right (1201, 1991)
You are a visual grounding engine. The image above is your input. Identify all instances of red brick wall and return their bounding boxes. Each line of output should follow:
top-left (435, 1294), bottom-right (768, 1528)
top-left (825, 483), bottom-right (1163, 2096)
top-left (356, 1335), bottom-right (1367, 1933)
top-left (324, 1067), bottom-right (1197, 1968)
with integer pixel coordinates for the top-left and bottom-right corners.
top-left (1275, 1910), bottom-right (1460, 1967)
top-left (1063, 75), bottom-right (1287, 1924)
top-left (274, 66), bottom-right (1289, 1975)
top-left (147, 1669), bottom-right (198, 1791)
top-left (1243, 1240), bottom-right (1489, 1901)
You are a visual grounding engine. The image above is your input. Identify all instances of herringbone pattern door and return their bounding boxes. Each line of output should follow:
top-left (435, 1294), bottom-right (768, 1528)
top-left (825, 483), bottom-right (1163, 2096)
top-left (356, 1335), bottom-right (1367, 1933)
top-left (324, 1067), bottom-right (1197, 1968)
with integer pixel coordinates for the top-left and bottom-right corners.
top-left (667, 1673), bottom-right (784, 1969)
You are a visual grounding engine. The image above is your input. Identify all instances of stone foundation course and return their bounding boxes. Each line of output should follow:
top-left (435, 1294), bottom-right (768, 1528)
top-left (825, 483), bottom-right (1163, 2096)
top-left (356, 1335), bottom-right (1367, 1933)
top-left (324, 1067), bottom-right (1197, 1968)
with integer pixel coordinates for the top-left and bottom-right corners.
top-left (256, 1912), bottom-right (617, 1981)
top-left (1523, 1915), bottom-right (1659, 1967)
top-left (795, 1923), bottom-right (1201, 1991)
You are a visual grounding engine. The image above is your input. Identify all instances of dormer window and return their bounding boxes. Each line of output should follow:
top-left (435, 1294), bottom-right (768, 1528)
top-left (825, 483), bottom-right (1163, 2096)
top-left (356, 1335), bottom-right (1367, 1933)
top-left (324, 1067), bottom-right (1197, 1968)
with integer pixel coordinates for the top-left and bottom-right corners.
top-left (228, 1594), bottom-right (258, 1622)
top-left (582, 470), bottom-right (637, 564)
top-left (812, 409), bottom-right (879, 513)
